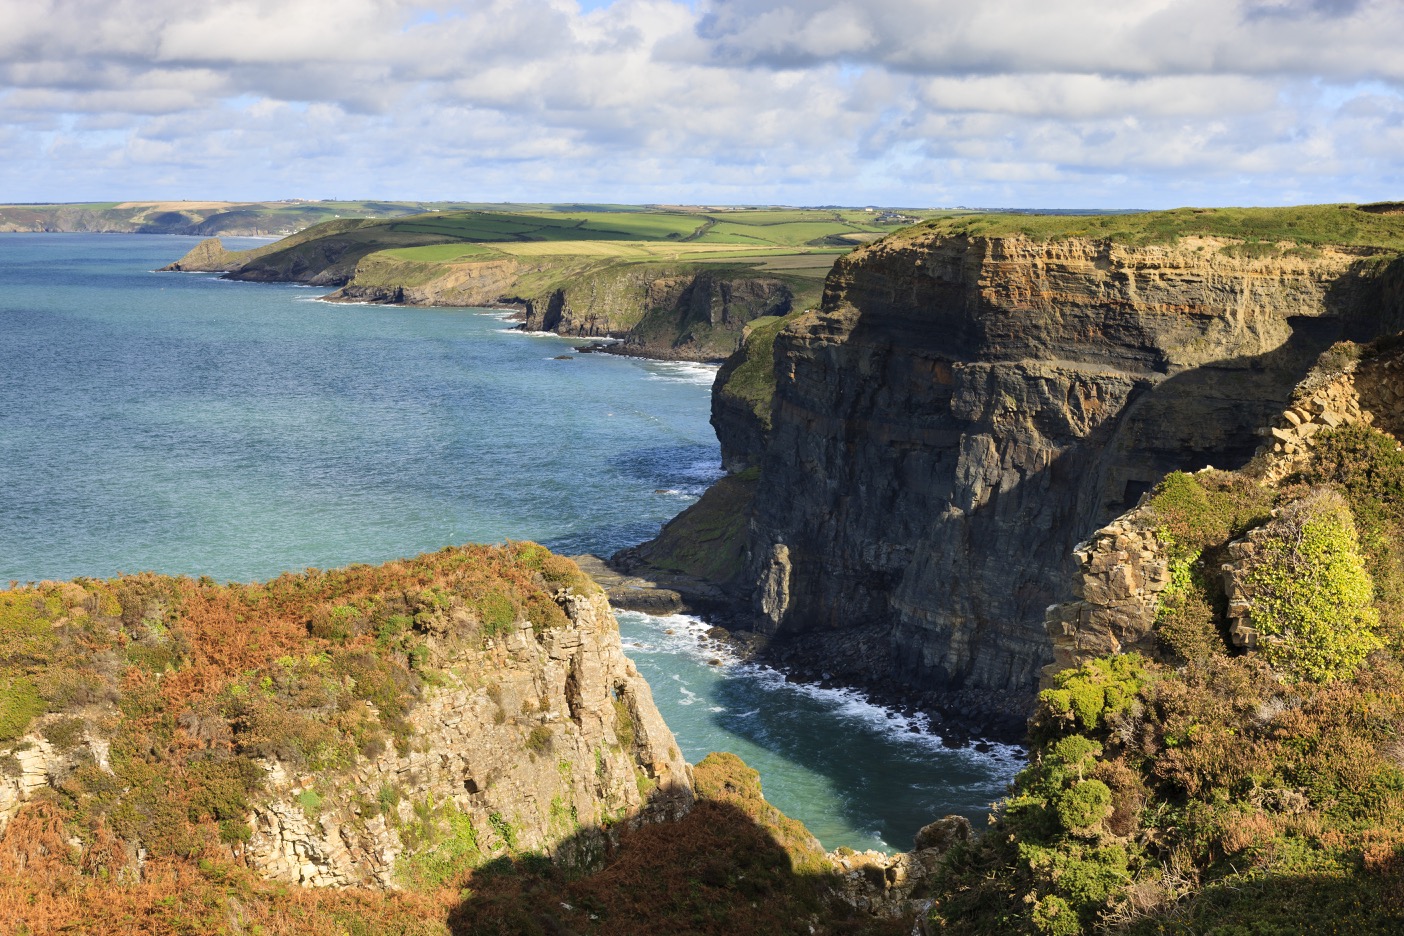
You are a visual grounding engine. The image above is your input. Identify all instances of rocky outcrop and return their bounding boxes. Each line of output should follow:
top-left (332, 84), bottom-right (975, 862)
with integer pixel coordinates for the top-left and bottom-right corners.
top-left (718, 231), bottom-right (1404, 716)
top-left (517, 266), bottom-right (793, 362)
top-left (159, 236), bottom-right (247, 272)
top-left (1048, 336), bottom-right (1404, 675)
top-left (1043, 512), bottom-right (1171, 682)
top-left (826, 815), bottom-right (973, 921)
top-left (0, 572), bottom-right (691, 890)
top-left (243, 588), bottom-right (690, 888)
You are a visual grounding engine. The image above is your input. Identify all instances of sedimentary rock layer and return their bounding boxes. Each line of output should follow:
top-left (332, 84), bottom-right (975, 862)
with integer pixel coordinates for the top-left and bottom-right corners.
top-left (733, 232), bottom-right (1404, 701)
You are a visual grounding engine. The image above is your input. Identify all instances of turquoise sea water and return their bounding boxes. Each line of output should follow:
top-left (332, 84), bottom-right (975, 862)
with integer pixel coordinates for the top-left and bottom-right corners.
top-left (0, 234), bottom-right (1019, 852)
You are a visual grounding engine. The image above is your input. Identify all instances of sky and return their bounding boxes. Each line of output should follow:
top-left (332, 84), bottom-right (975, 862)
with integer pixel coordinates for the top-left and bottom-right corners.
top-left (0, 0), bottom-right (1402, 208)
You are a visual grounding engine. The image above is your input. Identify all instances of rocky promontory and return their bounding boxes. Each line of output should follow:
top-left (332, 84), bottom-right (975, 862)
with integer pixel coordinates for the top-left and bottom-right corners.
top-left (0, 545), bottom-right (690, 891)
top-left (632, 206), bottom-right (1404, 731)
top-left (159, 206), bottom-right (880, 363)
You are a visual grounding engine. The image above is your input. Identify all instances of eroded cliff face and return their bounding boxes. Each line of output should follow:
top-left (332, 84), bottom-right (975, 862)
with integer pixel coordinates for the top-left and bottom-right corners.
top-left (736, 232), bottom-right (1404, 710)
top-left (516, 266), bottom-right (792, 361)
top-left (1048, 335), bottom-right (1404, 677)
top-left (244, 588), bottom-right (690, 888)
top-left (270, 245), bottom-right (793, 362)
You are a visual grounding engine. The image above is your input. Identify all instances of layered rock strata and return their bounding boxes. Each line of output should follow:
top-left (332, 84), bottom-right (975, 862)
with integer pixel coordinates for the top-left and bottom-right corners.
top-left (1047, 337), bottom-right (1404, 675)
top-left (726, 232), bottom-right (1403, 713)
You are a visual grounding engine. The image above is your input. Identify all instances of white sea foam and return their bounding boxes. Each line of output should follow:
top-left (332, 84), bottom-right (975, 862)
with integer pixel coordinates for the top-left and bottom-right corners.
top-left (640, 360), bottom-right (721, 387)
top-left (500, 328), bottom-right (558, 337)
top-left (616, 608), bottom-right (1026, 766)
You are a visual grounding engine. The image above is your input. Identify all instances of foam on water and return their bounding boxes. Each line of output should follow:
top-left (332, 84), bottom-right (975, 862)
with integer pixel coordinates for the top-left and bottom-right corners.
top-left (617, 608), bottom-right (1024, 852)
top-left (639, 360), bottom-right (721, 387)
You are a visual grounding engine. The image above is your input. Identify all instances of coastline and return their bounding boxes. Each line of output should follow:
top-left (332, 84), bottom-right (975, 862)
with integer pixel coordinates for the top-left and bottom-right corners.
top-left (576, 554), bottom-right (1032, 747)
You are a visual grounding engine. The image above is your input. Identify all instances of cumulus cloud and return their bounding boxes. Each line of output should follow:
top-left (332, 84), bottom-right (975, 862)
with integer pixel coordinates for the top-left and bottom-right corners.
top-left (0, 0), bottom-right (1399, 205)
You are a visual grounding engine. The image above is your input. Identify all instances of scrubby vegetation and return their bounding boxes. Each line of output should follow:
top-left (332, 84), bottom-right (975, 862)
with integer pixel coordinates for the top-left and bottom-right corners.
top-left (0, 541), bottom-right (911, 935)
top-left (0, 543), bottom-right (601, 935)
top-left (926, 405), bottom-right (1404, 933)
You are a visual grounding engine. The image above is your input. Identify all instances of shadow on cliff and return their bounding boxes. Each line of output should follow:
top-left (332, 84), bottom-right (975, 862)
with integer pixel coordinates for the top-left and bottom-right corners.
top-left (759, 258), bottom-right (1404, 707)
top-left (446, 754), bottom-right (906, 936)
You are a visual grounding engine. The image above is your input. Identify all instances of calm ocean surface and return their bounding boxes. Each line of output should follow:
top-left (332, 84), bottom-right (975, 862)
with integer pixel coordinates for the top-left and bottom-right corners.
top-left (0, 233), bottom-right (1019, 852)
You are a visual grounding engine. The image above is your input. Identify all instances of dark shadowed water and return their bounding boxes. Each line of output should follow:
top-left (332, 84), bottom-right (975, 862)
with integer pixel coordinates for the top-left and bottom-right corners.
top-left (0, 233), bottom-right (1019, 852)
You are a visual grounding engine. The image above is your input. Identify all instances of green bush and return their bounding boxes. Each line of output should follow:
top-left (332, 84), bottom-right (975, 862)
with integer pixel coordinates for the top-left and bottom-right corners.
top-left (1036, 654), bottom-right (1151, 738)
top-left (1053, 780), bottom-right (1113, 833)
top-left (297, 788), bottom-right (325, 819)
top-left (0, 676), bottom-right (46, 742)
top-left (525, 725), bottom-right (552, 755)
top-left (477, 593), bottom-right (518, 639)
top-left (1243, 490), bottom-right (1380, 682)
top-left (1147, 470), bottom-right (1272, 564)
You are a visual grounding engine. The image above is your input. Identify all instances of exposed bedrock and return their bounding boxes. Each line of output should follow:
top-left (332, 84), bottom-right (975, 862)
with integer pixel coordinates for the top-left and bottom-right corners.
top-left (732, 233), bottom-right (1404, 707)
top-left (520, 268), bottom-right (793, 362)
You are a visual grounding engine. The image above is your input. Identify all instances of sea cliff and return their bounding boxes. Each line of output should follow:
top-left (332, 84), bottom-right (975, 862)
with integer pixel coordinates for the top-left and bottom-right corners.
top-left (330, 253), bottom-right (794, 362)
top-left (0, 544), bottom-right (924, 934)
top-left (634, 207), bottom-right (1404, 733)
top-left (166, 235), bottom-right (799, 362)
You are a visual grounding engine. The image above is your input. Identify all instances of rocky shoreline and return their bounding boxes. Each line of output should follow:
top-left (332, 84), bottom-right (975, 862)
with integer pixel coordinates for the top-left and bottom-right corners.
top-left (573, 554), bottom-right (1032, 748)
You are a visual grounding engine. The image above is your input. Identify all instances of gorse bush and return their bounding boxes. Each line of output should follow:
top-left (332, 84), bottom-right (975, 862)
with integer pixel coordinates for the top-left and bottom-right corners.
top-left (1240, 489), bottom-right (1380, 682)
top-left (1035, 654), bottom-right (1152, 741)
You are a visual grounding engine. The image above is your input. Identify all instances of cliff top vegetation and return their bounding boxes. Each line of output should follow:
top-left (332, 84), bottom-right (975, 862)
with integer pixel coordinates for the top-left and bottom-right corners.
top-left (202, 205), bottom-right (919, 279)
top-left (901, 202), bottom-right (1404, 251)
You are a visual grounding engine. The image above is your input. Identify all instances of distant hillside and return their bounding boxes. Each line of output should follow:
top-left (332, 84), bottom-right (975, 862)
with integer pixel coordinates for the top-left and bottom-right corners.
top-left (161, 205), bottom-right (941, 361)
top-left (0, 200), bottom-right (495, 237)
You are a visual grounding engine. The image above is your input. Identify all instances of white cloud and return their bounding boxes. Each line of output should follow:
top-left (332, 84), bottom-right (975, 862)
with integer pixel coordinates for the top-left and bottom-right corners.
top-left (0, 0), bottom-right (1399, 205)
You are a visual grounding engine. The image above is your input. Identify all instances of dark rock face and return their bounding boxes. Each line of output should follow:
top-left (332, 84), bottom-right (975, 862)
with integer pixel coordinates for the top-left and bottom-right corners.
top-left (732, 233), bottom-right (1404, 701)
top-left (711, 380), bottom-right (768, 473)
top-left (521, 268), bottom-right (792, 362)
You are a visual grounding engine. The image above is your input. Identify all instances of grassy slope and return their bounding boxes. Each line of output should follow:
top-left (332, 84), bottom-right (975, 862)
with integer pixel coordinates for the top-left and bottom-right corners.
top-left (210, 206), bottom-right (910, 281)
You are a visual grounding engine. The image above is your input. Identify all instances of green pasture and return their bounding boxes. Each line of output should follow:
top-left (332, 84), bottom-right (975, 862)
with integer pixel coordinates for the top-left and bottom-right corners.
top-left (696, 220), bottom-right (882, 246)
top-left (904, 203), bottom-right (1404, 250)
top-left (377, 243), bottom-right (503, 262)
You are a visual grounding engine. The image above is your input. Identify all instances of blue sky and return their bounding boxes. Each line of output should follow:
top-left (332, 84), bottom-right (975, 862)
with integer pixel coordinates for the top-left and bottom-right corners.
top-left (0, 0), bottom-right (1400, 208)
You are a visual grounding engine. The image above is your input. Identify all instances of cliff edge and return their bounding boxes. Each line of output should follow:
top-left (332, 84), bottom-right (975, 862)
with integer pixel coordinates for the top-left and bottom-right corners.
top-left (635, 205), bottom-right (1404, 733)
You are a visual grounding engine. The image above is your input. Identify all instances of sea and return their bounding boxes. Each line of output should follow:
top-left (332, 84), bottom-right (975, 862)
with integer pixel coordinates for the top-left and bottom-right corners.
top-left (0, 233), bottom-right (1021, 853)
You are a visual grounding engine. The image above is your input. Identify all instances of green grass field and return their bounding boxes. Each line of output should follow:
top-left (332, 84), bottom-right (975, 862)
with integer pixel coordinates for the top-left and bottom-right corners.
top-left (902, 203), bottom-right (1404, 250)
top-left (337, 207), bottom-right (901, 282)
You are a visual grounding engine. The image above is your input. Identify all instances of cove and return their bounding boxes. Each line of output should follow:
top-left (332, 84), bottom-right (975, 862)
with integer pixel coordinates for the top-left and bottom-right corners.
top-left (0, 233), bottom-right (1019, 852)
